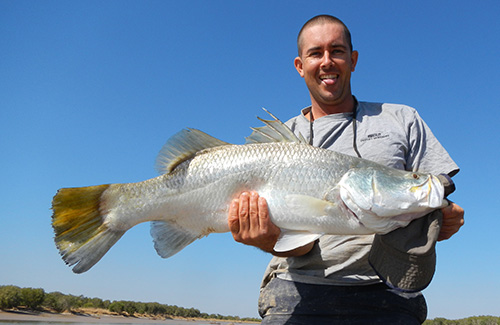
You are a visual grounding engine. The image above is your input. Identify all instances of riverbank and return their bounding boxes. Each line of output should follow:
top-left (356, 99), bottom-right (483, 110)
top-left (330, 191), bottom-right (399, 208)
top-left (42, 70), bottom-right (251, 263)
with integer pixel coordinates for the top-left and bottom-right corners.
top-left (0, 308), bottom-right (258, 324)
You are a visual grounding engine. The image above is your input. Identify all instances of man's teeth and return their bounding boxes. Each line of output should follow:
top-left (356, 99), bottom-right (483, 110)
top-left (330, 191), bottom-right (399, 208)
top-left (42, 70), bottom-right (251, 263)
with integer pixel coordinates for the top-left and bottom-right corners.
top-left (320, 74), bottom-right (338, 80)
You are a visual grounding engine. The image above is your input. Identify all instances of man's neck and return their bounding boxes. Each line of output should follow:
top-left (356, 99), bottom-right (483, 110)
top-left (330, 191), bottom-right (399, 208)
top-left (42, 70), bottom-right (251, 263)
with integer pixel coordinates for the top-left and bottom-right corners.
top-left (307, 96), bottom-right (356, 121)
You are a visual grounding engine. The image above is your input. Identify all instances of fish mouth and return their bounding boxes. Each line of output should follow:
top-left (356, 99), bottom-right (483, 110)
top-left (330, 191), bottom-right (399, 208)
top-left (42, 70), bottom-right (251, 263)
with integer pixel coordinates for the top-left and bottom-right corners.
top-left (409, 175), bottom-right (445, 208)
top-left (427, 175), bottom-right (446, 208)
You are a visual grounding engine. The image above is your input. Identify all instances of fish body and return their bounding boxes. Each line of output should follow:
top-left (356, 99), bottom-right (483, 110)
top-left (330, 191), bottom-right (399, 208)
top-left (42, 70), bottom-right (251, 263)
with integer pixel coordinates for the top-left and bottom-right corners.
top-left (52, 110), bottom-right (447, 273)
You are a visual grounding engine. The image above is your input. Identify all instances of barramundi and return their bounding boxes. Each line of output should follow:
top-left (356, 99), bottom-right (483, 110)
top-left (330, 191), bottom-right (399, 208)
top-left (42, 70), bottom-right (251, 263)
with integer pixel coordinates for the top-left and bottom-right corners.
top-left (52, 110), bottom-right (447, 273)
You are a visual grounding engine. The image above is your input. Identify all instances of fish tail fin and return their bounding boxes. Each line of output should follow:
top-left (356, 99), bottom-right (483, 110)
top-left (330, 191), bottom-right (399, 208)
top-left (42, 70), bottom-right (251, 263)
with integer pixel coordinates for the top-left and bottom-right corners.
top-left (51, 184), bottom-right (125, 273)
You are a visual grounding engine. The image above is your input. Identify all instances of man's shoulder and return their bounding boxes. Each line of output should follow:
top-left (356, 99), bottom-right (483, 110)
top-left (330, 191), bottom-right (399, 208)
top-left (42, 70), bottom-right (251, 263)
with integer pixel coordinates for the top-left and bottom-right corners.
top-left (359, 100), bottom-right (417, 113)
top-left (358, 101), bottom-right (420, 122)
top-left (284, 106), bottom-right (309, 127)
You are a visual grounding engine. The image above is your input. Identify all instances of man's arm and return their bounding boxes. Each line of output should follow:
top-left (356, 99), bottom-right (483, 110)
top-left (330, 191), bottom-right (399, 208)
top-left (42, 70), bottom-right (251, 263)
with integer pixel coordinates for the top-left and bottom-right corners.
top-left (228, 191), bottom-right (314, 257)
top-left (438, 201), bottom-right (465, 241)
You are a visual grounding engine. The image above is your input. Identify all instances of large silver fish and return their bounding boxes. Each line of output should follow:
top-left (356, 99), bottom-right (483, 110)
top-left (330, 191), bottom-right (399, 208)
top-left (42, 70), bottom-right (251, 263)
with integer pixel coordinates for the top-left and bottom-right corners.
top-left (52, 110), bottom-right (447, 273)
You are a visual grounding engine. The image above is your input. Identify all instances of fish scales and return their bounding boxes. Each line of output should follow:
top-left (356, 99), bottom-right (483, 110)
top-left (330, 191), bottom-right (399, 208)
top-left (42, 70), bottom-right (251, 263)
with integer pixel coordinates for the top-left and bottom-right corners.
top-left (51, 110), bottom-right (447, 273)
top-left (109, 142), bottom-right (345, 233)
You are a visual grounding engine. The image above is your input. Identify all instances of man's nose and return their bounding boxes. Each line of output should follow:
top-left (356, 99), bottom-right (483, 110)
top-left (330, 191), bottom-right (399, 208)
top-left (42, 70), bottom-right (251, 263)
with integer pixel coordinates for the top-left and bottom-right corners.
top-left (320, 51), bottom-right (334, 68)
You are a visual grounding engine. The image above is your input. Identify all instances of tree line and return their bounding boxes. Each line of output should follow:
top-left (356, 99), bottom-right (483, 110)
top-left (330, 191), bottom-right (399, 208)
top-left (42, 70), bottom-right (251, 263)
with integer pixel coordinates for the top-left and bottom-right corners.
top-left (424, 317), bottom-right (500, 325)
top-left (0, 285), bottom-right (259, 322)
top-left (3, 285), bottom-right (498, 324)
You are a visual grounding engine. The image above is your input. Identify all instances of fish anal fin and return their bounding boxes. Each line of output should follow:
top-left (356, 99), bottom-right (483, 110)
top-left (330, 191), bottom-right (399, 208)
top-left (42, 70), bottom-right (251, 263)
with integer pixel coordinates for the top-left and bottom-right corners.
top-left (155, 128), bottom-right (229, 175)
top-left (150, 221), bottom-right (203, 258)
top-left (274, 230), bottom-right (321, 252)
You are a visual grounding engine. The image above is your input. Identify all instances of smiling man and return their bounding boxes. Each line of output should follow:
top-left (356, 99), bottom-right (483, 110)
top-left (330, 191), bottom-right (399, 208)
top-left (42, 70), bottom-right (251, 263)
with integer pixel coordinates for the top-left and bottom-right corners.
top-left (294, 18), bottom-right (358, 116)
top-left (228, 15), bottom-right (464, 324)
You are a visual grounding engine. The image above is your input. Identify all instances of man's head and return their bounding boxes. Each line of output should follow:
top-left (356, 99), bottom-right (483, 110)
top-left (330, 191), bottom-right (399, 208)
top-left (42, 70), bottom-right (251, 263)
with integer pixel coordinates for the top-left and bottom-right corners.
top-left (294, 15), bottom-right (358, 114)
top-left (297, 15), bottom-right (353, 57)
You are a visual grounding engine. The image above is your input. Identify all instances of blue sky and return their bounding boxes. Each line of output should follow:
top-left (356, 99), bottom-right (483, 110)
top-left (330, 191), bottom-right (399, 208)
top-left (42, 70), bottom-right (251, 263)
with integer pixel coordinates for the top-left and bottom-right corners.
top-left (1, 0), bottom-right (499, 320)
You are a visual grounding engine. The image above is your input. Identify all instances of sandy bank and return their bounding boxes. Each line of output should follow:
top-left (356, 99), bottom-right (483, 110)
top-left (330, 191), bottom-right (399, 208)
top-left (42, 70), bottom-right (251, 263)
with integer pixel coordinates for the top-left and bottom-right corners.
top-left (0, 309), bottom-right (255, 324)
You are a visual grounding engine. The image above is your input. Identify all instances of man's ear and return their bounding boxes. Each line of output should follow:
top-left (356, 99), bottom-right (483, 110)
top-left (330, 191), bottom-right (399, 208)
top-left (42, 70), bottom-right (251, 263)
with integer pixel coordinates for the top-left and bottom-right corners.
top-left (351, 50), bottom-right (359, 72)
top-left (294, 56), bottom-right (304, 77)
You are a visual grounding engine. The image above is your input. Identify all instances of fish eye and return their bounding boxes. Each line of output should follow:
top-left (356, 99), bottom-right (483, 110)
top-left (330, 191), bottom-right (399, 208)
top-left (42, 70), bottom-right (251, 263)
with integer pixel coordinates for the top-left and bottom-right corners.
top-left (412, 173), bottom-right (420, 179)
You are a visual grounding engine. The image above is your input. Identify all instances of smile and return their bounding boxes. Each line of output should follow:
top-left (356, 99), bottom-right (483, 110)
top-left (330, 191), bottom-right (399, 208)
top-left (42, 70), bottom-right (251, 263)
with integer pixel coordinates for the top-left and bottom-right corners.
top-left (319, 74), bottom-right (338, 80)
top-left (319, 74), bottom-right (338, 85)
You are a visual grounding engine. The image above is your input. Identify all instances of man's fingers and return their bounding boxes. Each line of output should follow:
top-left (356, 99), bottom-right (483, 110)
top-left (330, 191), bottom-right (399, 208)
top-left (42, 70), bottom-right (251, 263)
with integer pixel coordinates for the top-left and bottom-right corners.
top-left (438, 201), bottom-right (465, 241)
top-left (228, 198), bottom-right (240, 234)
top-left (227, 191), bottom-right (280, 252)
top-left (258, 196), bottom-right (270, 232)
top-left (238, 192), bottom-right (251, 233)
top-left (249, 191), bottom-right (260, 230)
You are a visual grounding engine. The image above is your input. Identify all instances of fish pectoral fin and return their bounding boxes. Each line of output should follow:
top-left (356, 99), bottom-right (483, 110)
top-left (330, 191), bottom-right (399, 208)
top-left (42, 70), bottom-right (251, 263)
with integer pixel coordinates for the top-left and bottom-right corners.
top-left (274, 194), bottom-right (331, 252)
top-left (274, 230), bottom-right (322, 252)
top-left (150, 221), bottom-right (203, 258)
top-left (285, 194), bottom-right (338, 217)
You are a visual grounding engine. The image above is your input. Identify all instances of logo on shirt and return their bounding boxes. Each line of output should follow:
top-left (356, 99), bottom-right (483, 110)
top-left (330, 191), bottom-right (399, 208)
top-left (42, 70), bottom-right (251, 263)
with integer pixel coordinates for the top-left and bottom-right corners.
top-left (360, 132), bottom-right (389, 142)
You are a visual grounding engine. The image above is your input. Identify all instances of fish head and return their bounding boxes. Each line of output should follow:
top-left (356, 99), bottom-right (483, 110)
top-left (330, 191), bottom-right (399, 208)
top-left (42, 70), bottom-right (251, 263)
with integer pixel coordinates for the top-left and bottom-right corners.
top-left (338, 167), bottom-right (446, 219)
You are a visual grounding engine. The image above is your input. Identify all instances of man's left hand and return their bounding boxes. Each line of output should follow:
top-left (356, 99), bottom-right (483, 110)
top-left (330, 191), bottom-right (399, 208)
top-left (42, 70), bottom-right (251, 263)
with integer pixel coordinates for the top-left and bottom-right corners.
top-left (438, 201), bottom-right (464, 241)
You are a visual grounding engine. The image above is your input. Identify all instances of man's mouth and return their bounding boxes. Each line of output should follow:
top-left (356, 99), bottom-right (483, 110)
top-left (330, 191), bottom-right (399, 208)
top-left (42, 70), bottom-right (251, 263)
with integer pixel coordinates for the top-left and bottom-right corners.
top-left (319, 74), bottom-right (338, 85)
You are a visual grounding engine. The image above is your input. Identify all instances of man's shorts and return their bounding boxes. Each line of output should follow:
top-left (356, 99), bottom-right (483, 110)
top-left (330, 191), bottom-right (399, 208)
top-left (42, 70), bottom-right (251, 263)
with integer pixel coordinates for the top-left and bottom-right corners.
top-left (258, 277), bottom-right (427, 324)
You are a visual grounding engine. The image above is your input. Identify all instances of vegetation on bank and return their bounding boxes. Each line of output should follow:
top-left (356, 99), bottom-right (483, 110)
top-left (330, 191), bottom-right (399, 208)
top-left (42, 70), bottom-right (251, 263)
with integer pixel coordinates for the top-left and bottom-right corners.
top-left (424, 317), bottom-right (500, 325)
top-left (0, 285), bottom-right (260, 322)
top-left (2, 285), bottom-right (499, 324)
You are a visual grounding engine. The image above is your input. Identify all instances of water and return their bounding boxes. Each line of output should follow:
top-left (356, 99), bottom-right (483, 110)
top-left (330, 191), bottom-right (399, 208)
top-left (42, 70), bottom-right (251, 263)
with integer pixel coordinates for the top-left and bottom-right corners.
top-left (0, 311), bottom-right (248, 325)
top-left (0, 322), bottom-right (204, 325)
top-left (0, 321), bottom-right (227, 325)
top-left (0, 319), bottom-right (237, 325)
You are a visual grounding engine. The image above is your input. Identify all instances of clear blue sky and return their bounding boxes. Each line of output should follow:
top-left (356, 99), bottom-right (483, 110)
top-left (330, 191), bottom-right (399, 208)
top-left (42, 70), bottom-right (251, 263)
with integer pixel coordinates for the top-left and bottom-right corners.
top-left (1, 0), bottom-right (499, 320)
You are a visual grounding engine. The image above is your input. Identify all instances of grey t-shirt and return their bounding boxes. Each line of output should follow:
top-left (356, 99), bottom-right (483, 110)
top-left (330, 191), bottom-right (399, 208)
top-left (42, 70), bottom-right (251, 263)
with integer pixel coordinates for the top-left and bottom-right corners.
top-left (261, 101), bottom-right (459, 287)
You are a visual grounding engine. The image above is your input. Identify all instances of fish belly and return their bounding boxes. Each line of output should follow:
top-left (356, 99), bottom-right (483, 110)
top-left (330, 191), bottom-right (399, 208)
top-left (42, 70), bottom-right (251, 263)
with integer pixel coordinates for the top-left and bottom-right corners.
top-left (121, 143), bottom-right (334, 231)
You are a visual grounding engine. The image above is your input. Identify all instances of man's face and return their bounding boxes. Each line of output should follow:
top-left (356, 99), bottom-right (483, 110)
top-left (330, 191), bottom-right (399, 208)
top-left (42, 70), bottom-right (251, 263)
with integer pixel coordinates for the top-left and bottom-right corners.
top-left (295, 22), bottom-right (358, 111)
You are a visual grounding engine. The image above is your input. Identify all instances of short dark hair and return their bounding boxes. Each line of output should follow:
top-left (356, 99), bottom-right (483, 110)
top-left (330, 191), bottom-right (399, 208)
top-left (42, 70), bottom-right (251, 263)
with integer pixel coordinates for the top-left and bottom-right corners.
top-left (297, 15), bottom-right (353, 56)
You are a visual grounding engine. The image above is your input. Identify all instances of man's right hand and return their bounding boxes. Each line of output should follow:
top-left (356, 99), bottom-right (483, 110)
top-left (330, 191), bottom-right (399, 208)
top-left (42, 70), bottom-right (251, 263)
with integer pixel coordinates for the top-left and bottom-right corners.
top-left (228, 191), bottom-right (315, 257)
top-left (228, 191), bottom-right (280, 253)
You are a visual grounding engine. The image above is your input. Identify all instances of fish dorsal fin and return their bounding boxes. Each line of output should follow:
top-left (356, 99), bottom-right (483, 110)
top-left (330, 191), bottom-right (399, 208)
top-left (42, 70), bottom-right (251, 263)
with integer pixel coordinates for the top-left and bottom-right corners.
top-left (245, 108), bottom-right (308, 144)
top-left (155, 128), bottom-right (229, 174)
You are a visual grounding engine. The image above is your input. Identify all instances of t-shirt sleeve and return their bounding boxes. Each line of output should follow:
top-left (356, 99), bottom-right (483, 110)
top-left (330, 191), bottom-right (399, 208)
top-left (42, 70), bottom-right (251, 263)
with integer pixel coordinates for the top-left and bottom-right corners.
top-left (406, 108), bottom-right (459, 177)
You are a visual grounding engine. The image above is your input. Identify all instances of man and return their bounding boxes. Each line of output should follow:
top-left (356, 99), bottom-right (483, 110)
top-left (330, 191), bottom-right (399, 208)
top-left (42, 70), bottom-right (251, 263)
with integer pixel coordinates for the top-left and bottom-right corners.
top-left (228, 15), bottom-right (464, 324)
